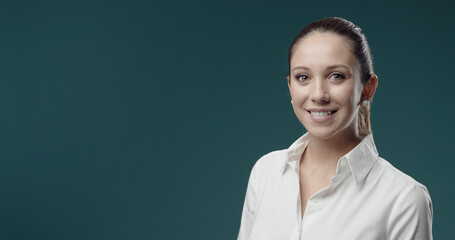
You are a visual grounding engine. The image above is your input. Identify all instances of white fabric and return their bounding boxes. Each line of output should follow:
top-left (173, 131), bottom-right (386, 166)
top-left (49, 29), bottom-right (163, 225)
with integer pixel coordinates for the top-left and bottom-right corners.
top-left (237, 133), bottom-right (433, 240)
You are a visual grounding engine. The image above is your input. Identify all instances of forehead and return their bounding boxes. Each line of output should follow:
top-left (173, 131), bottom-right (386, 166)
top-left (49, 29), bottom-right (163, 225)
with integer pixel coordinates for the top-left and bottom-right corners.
top-left (290, 31), bottom-right (358, 69)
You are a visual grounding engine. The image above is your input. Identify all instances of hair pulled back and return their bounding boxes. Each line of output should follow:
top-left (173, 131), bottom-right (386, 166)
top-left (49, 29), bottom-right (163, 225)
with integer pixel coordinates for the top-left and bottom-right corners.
top-left (288, 17), bottom-right (374, 138)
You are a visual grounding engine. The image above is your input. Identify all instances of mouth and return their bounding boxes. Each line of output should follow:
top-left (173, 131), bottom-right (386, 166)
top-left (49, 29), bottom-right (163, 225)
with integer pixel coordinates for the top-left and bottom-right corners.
top-left (307, 110), bottom-right (337, 117)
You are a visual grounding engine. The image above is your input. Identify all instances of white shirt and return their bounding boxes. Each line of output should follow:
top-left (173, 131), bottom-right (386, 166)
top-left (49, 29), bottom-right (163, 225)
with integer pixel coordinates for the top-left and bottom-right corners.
top-left (237, 133), bottom-right (433, 240)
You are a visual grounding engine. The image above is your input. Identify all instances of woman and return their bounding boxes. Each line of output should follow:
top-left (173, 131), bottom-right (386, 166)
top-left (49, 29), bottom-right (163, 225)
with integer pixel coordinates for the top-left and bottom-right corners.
top-left (237, 17), bottom-right (433, 240)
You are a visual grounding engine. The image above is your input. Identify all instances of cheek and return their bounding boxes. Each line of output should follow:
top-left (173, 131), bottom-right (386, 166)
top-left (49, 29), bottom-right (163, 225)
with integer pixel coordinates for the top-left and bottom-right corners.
top-left (289, 86), bottom-right (299, 101)
top-left (290, 85), bottom-right (310, 100)
top-left (333, 85), bottom-right (359, 107)
top-left (351, 84), bottom-right (363, 104)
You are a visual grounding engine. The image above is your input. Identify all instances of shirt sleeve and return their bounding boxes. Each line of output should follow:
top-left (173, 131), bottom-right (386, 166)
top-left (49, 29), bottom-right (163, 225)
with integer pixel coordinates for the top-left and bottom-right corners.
top-left (386, 184), bottom-right (433, 240)
top-left (237, 163), bottom-right (259, 240)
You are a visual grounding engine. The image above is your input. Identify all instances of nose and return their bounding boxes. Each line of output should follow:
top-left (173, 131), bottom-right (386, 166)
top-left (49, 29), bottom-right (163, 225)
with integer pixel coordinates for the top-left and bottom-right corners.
top-left (311, 79), bottom-right (330, 104)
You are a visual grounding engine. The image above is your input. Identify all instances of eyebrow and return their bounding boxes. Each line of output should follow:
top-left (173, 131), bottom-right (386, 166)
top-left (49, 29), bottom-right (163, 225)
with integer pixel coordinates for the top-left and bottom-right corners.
top-left (327, 65), bottom-right (350, 71)
top-left (291, 64), bottom-right (351, 72)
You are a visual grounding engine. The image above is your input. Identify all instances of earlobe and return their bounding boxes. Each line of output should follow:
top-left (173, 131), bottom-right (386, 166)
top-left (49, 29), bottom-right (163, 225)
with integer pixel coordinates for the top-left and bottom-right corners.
top-left (362, 74), bottom-right (378, 101)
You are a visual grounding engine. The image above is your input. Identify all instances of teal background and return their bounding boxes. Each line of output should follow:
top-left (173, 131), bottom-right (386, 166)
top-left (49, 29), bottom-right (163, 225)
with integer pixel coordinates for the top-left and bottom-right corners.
top-left (1, 0), bottom-right (453, 239)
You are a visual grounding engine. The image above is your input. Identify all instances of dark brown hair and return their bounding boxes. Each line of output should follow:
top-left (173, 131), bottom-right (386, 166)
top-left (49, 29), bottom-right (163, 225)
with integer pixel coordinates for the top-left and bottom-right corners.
top-left (288, 17), bottom-right (374, 138)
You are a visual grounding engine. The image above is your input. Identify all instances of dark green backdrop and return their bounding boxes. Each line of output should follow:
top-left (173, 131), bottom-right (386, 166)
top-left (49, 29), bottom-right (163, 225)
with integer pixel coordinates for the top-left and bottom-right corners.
top-left (1, 0), bottom-right (453, 239)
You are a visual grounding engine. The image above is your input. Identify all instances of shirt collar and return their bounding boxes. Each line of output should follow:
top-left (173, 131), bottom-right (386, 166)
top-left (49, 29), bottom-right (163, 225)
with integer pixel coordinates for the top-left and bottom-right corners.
top-left (343, 133), bottom-right (379, 185)
top-left (279, 133), bottom-right (309, 173)
top-left (279, 133), bottom-right (379, 186)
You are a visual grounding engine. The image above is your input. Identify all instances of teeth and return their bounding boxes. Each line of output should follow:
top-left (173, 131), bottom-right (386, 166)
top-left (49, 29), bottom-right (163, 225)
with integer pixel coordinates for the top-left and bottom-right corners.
top-left (310, 111), bottom-right (333, 117)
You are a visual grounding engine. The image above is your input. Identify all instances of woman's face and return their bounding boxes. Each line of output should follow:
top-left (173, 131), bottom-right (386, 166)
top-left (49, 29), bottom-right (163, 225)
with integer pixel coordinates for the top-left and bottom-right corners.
top-left (288, 31), bottom-right (363, 141)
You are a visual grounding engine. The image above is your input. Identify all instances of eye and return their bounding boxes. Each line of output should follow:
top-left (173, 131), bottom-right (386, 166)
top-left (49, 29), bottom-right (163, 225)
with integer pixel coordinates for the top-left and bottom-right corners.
top-left (329, 73), bottom-right (346, 81)
top-left (295, 74), bottom-right (310, 82)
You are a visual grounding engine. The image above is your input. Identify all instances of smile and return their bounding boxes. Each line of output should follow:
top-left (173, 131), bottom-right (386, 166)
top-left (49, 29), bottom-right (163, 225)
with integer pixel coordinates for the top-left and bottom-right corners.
top-left (308, 110), bottom-right (337, 117)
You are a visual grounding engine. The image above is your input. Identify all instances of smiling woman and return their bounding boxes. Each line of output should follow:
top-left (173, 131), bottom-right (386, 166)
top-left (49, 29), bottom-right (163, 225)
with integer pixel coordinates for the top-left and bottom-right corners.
top-left (288, 31), bottom-right (367, 142)
top-left (237, 17), bottom-right (433, 240)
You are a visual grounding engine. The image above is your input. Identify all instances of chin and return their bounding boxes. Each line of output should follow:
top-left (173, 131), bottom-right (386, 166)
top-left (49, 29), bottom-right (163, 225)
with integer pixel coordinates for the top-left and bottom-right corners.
top-left (306, 124), bottom-right (358, 142)
top-left (307, 131), bottom-right (338, 140)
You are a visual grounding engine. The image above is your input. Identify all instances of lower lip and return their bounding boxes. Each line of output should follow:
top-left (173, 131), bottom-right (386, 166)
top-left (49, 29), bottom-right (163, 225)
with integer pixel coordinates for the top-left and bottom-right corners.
top-left (308, 111), bottom-right (336, 123)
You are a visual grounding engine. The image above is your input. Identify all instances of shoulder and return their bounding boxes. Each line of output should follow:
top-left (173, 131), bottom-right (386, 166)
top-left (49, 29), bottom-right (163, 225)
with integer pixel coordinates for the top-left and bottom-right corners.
top-left (375, 158), bottom-right (433, 238)
top-left (252, 149), bottom-right (287, 171)
top-left (373, 157), bottom-right (432, 220)
top-left (375, 157), bottom-right (430, 196)
top-left (248, 149), bottom-right (288, 183)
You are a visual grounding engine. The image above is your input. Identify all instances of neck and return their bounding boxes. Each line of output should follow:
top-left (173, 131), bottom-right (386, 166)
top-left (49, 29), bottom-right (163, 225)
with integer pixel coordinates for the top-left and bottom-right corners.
top-left (303, 130), bottom-right (361, 168)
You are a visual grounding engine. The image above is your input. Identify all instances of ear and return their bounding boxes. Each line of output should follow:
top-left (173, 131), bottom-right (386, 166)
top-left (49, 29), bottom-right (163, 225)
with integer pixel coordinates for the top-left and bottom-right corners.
top-left (362, 74), bottom-right (378, 101)
top-left (287, 75), bottom-right (291, 89)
